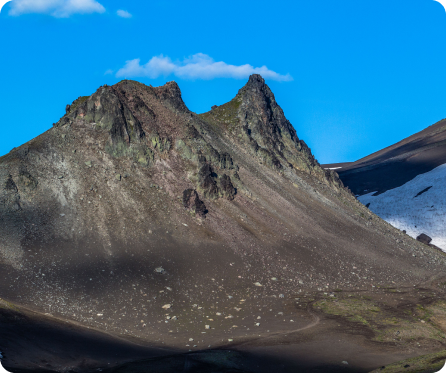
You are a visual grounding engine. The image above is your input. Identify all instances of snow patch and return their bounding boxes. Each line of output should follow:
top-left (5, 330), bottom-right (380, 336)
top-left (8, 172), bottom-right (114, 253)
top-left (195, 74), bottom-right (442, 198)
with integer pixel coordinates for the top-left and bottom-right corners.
top-left (358, 163), bottom-right (446, 252)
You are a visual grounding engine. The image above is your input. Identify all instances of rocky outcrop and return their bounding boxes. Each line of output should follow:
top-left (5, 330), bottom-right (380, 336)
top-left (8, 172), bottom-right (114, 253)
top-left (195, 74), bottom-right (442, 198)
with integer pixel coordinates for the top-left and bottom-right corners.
top-left (219, 174), bottom-right (236, 200)
top-left (182, 189), bottom-right (207, 217)
top-left (198, 163), bottom-right (220, 199)
top-left (56, 88), bottom-right (145, 147)
top-left (197, 163), bottom-right (236, 200)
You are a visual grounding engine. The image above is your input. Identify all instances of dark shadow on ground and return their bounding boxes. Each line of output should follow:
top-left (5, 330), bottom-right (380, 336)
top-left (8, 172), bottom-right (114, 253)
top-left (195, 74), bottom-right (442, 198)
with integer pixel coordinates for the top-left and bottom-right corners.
top-left (0, 307), bottom-right (177, 373)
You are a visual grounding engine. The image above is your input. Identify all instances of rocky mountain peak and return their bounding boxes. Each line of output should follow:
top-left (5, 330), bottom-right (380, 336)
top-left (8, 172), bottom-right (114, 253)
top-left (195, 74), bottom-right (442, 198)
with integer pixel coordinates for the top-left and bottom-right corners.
top-left (201, 75), bottom-right (344, 189)
top-left (244, 73), bottom-right (266, 89)
top-left (150, 80), bottom-right (188, 113)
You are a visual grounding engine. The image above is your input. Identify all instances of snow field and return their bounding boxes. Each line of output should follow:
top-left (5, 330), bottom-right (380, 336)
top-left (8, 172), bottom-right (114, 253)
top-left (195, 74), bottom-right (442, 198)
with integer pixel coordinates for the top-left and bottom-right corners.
top-left (358, 163), bottom-right (446, 252)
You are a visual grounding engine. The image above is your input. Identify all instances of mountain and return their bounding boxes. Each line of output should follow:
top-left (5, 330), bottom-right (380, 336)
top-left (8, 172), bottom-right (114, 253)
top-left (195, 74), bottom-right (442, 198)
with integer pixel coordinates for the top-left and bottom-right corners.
top-left (1, 75), bottom-right (445, 373)
top-left (325, 119), bottom-right (446, 251)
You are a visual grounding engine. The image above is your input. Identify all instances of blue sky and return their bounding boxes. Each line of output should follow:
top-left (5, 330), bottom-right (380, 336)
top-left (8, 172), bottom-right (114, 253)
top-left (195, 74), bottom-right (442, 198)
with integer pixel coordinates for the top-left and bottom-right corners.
top-left (1, 0), bottom-right (446, 164)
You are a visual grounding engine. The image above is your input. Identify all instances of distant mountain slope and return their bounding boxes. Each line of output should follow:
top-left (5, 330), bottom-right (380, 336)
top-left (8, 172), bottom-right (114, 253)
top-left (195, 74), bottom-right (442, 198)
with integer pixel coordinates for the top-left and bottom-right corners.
top-left (0, 75), bottom-right (445, 371)
top-left (324, 118), bottom-right (446, 196)
top-left (324, 118), bottom-right (446, 251)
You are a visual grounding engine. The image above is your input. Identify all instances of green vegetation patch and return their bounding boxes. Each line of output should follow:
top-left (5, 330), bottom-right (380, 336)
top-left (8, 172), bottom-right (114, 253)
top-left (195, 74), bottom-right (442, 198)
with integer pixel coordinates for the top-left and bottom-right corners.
top-left (368, 350), bottom-right (446, 373)
top-left (314, 297), bottom-right (446, 344)
top-left (199, 97), bottom-right (242, 132)
top-left (0, 298), bottom-right (20, 311)
top-left (68, 96), bottom-right (89, 114)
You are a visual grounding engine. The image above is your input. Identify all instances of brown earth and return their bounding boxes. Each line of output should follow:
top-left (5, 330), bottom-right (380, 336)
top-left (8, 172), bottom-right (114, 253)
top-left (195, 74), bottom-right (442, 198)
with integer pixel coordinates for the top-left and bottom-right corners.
top-left (0, 75), bottom-right (445, 372)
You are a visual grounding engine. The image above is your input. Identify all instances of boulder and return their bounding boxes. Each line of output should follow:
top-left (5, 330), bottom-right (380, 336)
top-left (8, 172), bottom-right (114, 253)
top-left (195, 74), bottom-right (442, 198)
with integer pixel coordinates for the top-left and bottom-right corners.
top-left (416, 233), bottom-right (432, 245)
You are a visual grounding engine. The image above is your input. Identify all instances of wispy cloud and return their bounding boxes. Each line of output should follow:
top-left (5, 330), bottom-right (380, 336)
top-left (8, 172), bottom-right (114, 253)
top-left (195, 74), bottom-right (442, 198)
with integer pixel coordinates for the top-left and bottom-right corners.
top-left (115, 53), bottom-right (293, 82)
top-left (117, 9), bottom-right (131, 18)
top-left (8, 0), bottom-right (105, 17)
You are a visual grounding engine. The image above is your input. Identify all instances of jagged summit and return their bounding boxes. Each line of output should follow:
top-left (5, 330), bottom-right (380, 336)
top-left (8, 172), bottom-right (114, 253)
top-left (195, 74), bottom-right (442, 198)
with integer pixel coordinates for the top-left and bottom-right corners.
top-left (200, 75), bottom-right (342, 188)
top-left (55, 75), bottom-right (343, 192)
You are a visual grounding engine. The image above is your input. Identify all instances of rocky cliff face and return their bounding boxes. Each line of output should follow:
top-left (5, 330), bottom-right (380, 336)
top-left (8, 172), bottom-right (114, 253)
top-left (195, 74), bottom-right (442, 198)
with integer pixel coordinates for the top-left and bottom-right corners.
top-left (0, 75), bottom-right (445, 364)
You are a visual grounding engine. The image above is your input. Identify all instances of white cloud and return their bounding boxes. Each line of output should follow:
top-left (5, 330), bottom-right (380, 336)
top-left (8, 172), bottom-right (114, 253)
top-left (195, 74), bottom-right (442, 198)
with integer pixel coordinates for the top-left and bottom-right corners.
top-left (115, 53), bottom-right (293, 82)
top-left (8, 0), bottom-right (105, 17)
top-left (117, 9), bottom-right (131, 18)
top-left (104, 69), bottom-right (114, 75)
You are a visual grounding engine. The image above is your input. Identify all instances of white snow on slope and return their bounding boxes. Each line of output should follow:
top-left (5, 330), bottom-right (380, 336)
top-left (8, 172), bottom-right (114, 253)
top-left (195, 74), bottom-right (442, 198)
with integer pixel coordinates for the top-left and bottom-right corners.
top-left (358, 163), bottom-right (446, 252)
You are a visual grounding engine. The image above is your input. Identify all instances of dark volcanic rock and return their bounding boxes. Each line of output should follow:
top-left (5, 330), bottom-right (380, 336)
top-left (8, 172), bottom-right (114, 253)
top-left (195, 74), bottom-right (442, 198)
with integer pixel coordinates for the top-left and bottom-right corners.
top-left (219, 174), bottom-right (236, 200)
top-left (198, 163), bottom-right (219, 199)
top-left (183, 189), bottom-right (207, 217)
top-left (417, 233), bottom-right (432, 245)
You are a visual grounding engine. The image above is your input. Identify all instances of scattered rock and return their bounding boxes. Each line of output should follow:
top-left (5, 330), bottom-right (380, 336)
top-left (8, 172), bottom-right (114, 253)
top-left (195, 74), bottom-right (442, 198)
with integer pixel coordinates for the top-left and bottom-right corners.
top-left (162, 304), bottom-right (171, 310)
top-left (155, 267), bottom-right (165, 274)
